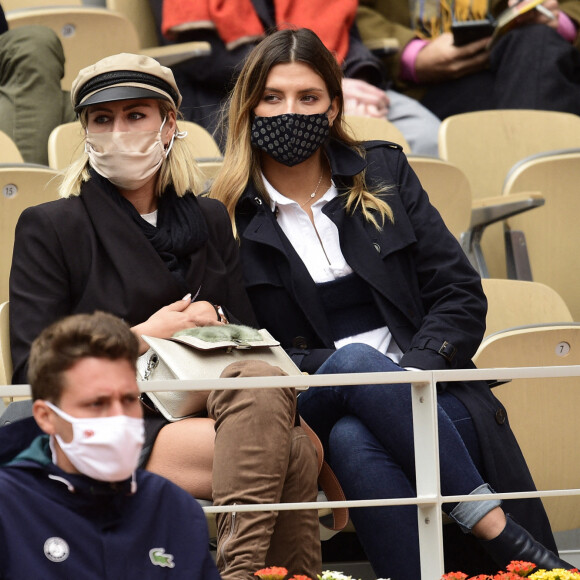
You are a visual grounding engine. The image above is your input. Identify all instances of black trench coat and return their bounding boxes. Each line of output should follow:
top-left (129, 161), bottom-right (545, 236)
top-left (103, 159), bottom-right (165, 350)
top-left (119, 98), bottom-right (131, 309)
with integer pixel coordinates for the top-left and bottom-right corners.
top-left (235, 139), bottom-right (557, 572)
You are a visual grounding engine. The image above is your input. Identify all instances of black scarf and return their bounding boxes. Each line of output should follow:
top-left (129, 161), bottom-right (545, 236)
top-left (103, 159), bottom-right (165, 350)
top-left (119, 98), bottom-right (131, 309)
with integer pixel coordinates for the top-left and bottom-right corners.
top-left (93, 170), bottom-right (209, 289)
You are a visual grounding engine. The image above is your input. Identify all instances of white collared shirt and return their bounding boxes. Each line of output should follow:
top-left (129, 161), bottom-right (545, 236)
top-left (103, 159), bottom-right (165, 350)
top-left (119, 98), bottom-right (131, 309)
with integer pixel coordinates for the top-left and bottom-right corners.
top-left (263, 174), bottom-right (403, 362)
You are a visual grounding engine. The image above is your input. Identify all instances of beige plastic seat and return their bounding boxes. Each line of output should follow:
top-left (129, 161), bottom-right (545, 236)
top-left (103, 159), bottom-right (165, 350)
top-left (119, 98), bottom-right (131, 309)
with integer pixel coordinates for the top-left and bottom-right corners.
top-left (197, 160), bottom-right (224, 186)
top-left (344, 114), bottom-right (411, 153)
top-left (439, 110), bottom-right (580, 278)
top-left (0, 131), bottom-right (24, 164)
top-left (48, 119), bottom-right (222, 171)
top-left (106, 0), bottom-right (211, 67)
top-left (407, 157), bottom-right (542, 276)
top-left (407, 156), bottom-right (471, 241)
top-left (501, 149), bottom-right (580, 320)
top-left (473, 323), bottom-right (580, 532)
top-left (6, 7), bottom-right (142, 91)
top-left (179, 121), bottom-right (222, 160)
top-left (439, 111), bottom-right (580, 201)
top-left (0, 302), bottom-right (11, 387)
top-left (106, 0), bottom-right (162, 54)
top-left (47, 121), bottom-right (85, 170)
top-left (481, 278), bottom-right (573, 337)
top-left (2, 0), bottom-right (80, 9)
top-left (0, 166), bottom-right (61, 302)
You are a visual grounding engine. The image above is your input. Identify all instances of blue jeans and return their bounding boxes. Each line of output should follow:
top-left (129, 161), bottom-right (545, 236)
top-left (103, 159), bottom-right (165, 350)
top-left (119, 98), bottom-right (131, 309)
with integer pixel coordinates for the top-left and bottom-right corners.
top-left (297, 343), bottom-right (500, 580)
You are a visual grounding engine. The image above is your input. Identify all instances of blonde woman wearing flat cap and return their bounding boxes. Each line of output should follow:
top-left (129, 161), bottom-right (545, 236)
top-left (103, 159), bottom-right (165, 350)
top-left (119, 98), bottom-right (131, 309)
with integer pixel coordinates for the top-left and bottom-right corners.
top-left (9, 53), bottom-right (321, 580)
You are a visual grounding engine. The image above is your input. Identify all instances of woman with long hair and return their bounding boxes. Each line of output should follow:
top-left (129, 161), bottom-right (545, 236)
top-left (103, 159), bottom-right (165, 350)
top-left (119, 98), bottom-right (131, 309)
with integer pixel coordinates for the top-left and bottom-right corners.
top-left (210, 27), bottom-right (572, 579)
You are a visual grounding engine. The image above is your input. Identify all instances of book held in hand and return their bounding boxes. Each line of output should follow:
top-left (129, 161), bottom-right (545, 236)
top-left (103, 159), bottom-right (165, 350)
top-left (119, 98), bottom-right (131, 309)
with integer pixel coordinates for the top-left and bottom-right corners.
top-left (451, 0), bottom-right (548, 49)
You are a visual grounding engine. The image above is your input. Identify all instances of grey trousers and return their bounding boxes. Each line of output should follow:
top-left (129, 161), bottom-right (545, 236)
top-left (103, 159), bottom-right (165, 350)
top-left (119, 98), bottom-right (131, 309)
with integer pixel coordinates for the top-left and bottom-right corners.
top-left (387, 89), bottom-right (441, 157)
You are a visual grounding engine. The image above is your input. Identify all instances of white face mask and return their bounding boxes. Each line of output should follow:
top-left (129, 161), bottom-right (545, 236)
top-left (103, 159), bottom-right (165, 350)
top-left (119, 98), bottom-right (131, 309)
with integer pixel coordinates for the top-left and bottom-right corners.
top-left (45, 401), bottom-right (145, 482)
top-left (85, 117), bottom-right (175, 191)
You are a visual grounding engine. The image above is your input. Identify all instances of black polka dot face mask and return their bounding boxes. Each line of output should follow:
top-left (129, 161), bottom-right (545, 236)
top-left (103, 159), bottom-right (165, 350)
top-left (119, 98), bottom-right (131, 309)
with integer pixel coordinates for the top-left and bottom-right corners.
top-left (250, 112), bottom-right (330, 167)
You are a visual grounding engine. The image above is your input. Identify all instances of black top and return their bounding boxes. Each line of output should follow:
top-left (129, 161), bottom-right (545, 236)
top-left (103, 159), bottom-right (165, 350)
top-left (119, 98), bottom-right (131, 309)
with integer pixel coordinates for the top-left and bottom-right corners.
top-left (0, 4), bottom-right (8, 35)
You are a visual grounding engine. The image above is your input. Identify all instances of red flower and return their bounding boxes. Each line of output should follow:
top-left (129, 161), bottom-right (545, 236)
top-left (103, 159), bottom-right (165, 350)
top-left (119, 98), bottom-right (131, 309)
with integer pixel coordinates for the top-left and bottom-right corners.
top-left (254, 567), bottom-right (289, 580)
top-left (441, 573), bottom-right (469, 580)
top-left (506, 561), bottom-right (536, 576)
top-left (290, 576), bottom-right (313, 580)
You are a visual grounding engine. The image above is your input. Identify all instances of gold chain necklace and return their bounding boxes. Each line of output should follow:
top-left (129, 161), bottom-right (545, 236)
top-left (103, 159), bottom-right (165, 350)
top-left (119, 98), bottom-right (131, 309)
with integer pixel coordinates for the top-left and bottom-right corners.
top-left (299, 170), bottom-right (324, 208)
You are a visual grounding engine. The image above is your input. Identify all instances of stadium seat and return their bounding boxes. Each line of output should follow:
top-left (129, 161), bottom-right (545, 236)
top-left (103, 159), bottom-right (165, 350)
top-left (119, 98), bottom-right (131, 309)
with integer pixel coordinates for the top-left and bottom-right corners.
top-left (0, 302), bottom-right (11, 387)
top-left (481, 278), bottom-right (573, 337)
top-left (6, 7), bottom-right (142, 91)
top-left (0, 165), bottom-right (61, 302)
top-left (407, 156), bottom-right (471, 241)
top-left (0, 131), bottom-right (24, 164)
top-left (473, 323), bottom-right (580, 532)
top-left (501, 149), bottom-right (580, 320)
top-left (344, 114), bottom-right (411, 153)
top-left (439, 110), bottom-right (580, 278)
top-left (106, 0), bottom-right (211, 67)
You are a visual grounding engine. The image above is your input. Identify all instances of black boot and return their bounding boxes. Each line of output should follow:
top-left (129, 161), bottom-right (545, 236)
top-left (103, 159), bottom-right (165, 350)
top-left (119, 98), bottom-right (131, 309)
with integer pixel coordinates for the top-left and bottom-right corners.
top-left (479, 515), bottom-right (574, 570)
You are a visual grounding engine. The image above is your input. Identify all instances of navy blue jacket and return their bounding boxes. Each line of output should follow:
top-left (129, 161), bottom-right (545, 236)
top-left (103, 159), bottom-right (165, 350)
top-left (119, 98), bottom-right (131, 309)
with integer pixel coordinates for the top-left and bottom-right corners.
top-left (0, 429), bottom-right (221, 579)
top-left (235, 139), bottom-right (557, 563)
top-left (236, 140), bottom-right (486, 374)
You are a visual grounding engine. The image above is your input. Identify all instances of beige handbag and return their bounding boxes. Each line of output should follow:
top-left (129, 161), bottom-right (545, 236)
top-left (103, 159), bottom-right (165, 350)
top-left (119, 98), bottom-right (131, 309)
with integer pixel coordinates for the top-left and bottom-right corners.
top-left (136, 325), bottom-right (302, 422)
top-left (136, 324), bottom-right (349, 530)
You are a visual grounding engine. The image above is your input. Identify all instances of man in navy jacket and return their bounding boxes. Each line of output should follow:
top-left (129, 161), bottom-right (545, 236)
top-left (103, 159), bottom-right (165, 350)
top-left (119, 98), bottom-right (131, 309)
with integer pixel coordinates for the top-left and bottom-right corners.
top-left (0, 311), bottom-right (220, 579)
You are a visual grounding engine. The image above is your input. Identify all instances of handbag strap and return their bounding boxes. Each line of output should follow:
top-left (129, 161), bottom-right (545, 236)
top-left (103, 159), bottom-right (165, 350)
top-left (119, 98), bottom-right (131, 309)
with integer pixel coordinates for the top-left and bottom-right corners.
top-left (299, 416), bottom-right (349, 531)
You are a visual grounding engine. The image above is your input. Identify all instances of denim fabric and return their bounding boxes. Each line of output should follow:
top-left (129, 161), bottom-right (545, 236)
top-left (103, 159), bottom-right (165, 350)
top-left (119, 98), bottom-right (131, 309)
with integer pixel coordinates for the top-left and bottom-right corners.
top-left (297, 343), bottom-right (500, 579)
top-left (449, 483), bottom-right (500, 533)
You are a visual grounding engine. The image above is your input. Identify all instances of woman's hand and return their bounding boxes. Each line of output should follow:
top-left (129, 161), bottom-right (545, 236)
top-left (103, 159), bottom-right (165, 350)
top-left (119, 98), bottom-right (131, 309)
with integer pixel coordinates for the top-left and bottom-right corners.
top-left (131, 297), bottom-right (223, 354)
top-left (342, 78), bottom-right (390, 117)
top-left (414, 33), bottom-right (490, 83)
top-left (183, 300), bottom-right (225, 327)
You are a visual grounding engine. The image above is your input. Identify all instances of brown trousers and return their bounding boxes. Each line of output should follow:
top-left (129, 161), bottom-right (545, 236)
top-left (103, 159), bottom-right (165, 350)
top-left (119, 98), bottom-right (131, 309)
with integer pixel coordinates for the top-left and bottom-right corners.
top-left (207, 360), bottom-right (321, 580)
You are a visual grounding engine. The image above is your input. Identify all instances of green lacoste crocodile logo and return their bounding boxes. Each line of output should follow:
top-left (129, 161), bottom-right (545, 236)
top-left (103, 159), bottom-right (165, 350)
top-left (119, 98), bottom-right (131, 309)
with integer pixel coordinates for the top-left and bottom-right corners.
top-left (149, 547), bottom-right (175, 568)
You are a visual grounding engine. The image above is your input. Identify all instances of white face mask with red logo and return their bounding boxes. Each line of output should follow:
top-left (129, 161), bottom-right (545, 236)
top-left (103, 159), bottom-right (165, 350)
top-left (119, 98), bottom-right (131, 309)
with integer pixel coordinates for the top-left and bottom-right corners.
top-left (45, 401), bottom-right (144, 482)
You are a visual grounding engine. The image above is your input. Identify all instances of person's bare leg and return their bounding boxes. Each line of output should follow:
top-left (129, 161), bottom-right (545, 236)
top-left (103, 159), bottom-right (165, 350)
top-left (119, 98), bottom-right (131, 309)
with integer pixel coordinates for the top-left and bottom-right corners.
top-left (146, 417), bottom-right (214, 499)
top-left (471, 506), bottom-right (506, 540)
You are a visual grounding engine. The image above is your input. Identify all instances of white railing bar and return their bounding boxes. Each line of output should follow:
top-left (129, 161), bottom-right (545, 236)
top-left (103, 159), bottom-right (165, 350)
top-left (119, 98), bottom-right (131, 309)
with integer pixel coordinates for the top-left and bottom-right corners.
top-left (434, 365), bottom-right (580, 382)
top-left (2, 364), bottom-right (580, 394)
top-left (201, 487), bottom-right (580, 514)
top-left (411, 374), bottom-right (444, 576)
